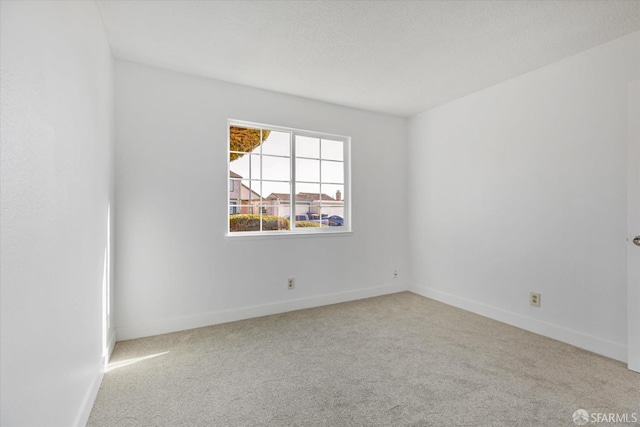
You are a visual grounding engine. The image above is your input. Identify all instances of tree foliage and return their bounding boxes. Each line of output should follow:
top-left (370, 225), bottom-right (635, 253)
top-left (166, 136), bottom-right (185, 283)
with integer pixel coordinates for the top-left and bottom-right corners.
top-left (229, 127), bottom-right (271, 161)
top-left (295, 221), bottom-right (321, 228)
top-left (229, 214), bottom-right (289, 231)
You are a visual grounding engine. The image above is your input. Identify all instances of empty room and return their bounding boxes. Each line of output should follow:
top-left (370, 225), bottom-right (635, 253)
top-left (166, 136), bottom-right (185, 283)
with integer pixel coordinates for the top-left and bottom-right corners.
top-left (1, 1), bottom-right (640, 426)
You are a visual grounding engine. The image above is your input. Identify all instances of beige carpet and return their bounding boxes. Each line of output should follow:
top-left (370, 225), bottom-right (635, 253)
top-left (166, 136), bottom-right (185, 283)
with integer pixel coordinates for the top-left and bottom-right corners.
top-left (88, 292), bottom-right (639, 426)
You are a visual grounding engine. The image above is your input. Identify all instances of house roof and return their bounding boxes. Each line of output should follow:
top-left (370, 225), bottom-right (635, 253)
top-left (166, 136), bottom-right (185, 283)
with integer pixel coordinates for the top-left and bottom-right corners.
top-left (267, 192), bottom-right (290, 200)
top-left (229, 171), bottom-right (242, 178)
top-left (240, 184), bottom-right (260, 200)
top-left (297, 192), bottom-right (336, 201)
top-left (267, 192), bottom-right (336, 202)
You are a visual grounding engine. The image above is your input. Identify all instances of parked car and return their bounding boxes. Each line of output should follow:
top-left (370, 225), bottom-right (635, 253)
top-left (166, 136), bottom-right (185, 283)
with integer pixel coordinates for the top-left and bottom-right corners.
top-left (285, 214), bottom-right (310, 222)
top-left (327, 215), bottom-right (344, 226)
top-left (308, 213), bottom-right (328, 225)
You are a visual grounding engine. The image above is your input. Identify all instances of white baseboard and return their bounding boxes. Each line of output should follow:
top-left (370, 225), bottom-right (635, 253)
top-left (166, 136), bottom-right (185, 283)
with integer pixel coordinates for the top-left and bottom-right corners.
top-left (74, 328), bottom-right (117, 427)
top-left (73, 361), bottom-right (104, 427)
top-left (107, 328), bottom-right (117, 361)
top-left (409, 284), bottom-right (627, 363)
top-left (117, 283), bottom-right (408, 341)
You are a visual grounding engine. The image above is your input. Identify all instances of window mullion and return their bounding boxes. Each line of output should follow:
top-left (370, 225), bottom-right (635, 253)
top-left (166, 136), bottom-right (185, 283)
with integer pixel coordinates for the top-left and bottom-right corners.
top-left (344, 136), bottom-right (349, 230)
top-left (291, 132), bottom-right (296, 230)
top-left (319, 139), bottom-right (322, 225)
top-left (259, 129), bottom-right (263, 232)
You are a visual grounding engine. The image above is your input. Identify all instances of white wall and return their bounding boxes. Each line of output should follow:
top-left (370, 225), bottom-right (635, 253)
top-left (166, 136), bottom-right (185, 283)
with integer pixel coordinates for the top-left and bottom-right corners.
top-left (0, 2), bottom-right (114, 426)
top-left (114, 60), bottom-right (408, 340)
top-left (408, 32), bottom-right (640, 361)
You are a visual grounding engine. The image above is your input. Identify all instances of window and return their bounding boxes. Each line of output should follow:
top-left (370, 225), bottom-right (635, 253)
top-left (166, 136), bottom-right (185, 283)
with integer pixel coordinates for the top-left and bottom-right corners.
top-left (228, 120), bottom-right (350, 235)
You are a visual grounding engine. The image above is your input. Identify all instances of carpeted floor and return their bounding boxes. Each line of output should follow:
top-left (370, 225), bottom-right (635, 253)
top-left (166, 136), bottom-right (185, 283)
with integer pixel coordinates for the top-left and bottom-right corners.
top-left (88, 292), bottom-right (639, 426)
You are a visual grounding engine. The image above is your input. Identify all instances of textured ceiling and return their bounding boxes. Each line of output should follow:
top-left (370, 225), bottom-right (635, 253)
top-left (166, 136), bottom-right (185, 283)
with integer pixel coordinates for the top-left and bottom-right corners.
top-left (96, 0), bottom-right (640, 117)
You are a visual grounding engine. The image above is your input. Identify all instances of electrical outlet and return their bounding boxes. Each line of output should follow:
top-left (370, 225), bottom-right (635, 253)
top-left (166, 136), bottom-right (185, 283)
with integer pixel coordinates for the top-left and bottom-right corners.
top-left (288, 278), bottom-right (295, 290)
top-left (530, 292), bottom-right (541, 307)
top-left (394, 270), bottom-right (398, 279)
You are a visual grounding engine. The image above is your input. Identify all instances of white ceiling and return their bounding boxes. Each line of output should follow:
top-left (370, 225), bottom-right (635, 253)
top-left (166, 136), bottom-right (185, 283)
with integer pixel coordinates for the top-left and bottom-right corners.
top-left (96, 0), bottom-right (640, 117)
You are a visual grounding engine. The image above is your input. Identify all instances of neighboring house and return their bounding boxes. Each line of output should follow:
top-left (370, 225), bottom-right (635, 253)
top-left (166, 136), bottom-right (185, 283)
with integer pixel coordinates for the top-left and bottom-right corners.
top-left (229, 171), bottom-right (261, 214)
top-left (265, 191), bottom-right (344, 218)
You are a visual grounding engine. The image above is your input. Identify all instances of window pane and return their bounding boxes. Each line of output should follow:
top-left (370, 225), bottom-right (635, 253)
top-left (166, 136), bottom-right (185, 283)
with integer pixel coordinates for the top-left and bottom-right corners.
top-left (262, 180), bottom-right (290, 201)
top-left (293, 183), bottom-right (319, 224)
top-left (276, 205), bottom-right (292, 219)
top-left (321, 160), bottom-right (344, 184)
top-left (321, 184), bottom-right (344, 203)
top-left (262, 155), bottom-right (290, 181)
top-left (320, 183), bottom-right (344, 226)
top-left (321, 139), bottom-right (343, 161)
top-left (229, 154), bottom-right (250, 179)
top-left (296, 136), bottom-right (319, 158)
top-left (262, 181), bottom-right (291, 222)
top-left (261, 131), bottom-right (290, 156)
top-left (296, 182), bottom-right (320, 195)
top-left (322, 207), bottom-right (344, 226)
top-left (260, 206), bottom-right (290, 231)
top-left (240, 180), bottom-right (261, 203)
top-left (230, 180), bottom-right (260, 214)
top-left (250, 154), bottom-right (260, 180)
top-left (296, 158), bottom-right (320, 182)
top-left (230, 126), bottom-right (264, 154)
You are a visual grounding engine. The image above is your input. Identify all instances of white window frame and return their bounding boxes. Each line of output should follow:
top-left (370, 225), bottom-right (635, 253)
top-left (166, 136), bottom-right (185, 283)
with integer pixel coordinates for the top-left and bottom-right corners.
top-left (227, 119), bottom-right (351, 237)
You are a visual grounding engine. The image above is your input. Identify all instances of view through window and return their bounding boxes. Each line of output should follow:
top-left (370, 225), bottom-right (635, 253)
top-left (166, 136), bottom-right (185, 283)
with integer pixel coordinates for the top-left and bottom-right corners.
top-left (228, 121), bottom-right (349, 234)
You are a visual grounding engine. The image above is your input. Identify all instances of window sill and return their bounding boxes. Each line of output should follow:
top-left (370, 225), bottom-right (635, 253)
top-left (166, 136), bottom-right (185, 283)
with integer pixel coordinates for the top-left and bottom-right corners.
top-left (225, 229), bottom-right (353, 241)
